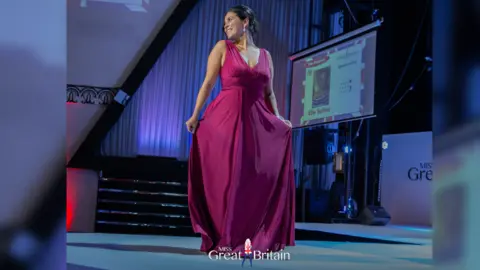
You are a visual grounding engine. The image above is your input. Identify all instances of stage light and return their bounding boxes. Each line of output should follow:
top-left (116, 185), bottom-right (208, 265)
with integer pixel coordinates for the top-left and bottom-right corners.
top-left (80, 0), bottom-right (149, 12)
top-left (114, 89), bottom-right (130, 106)
top-left (382, 141), bottom-right (388, 150)
top-left (343, 146), bottom-right (351, 153)
top-left (371, 9), bottom-right (380, 21)
top-left (346, 197), bottom-right (358, 219)
top-left (333, 152), bottom-right (345, 173)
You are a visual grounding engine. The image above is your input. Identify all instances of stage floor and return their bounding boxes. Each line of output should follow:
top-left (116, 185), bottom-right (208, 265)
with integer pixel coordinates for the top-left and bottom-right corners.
top-left (67, 223), bottom-right (432, 270)
top-left (296, 223), bottom-right (432, 245)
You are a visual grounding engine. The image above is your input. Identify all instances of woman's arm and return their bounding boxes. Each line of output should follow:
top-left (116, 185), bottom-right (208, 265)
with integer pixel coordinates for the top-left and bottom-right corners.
top-left (191, 41), bottom-right (226, 119)
top-left (264, 50), bottom-right (281, 117)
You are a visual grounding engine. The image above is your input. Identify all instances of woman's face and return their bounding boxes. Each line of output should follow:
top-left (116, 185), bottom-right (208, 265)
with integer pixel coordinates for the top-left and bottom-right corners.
top-left (224, 12), bottom-right (246, 40)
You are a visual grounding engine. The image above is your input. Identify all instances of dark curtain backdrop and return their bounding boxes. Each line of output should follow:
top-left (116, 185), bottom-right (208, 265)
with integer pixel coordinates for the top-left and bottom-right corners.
top-left (100, 1), bottom-right (349, 189)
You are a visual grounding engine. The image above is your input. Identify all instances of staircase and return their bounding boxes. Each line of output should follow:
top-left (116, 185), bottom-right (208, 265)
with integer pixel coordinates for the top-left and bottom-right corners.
top-left (94, 157), bottom-right (195, 236)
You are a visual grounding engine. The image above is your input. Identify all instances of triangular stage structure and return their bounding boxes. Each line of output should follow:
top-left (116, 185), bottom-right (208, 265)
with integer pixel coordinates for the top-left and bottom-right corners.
top-left (68, 0), bottom-right (199, 168)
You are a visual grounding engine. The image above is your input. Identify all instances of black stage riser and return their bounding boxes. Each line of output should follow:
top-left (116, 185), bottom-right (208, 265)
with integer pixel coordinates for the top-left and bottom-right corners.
top-left (94, 158), bottom-right (192, 236)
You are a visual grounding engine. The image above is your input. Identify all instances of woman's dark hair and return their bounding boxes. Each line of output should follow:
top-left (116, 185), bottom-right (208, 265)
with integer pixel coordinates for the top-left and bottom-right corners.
top-left (228, 5), bottom-right (259, 34)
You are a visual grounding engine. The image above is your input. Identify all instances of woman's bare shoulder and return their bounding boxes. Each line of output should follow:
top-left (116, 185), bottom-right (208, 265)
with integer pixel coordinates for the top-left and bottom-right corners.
top-left (263, 49), bottom-right (273, 62)
top-left (213, 40), bottom-right (228, 51)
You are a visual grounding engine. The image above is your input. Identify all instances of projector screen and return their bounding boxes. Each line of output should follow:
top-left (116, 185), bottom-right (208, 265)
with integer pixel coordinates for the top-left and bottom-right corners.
top-left (289, 25), bottom-right (379, 128)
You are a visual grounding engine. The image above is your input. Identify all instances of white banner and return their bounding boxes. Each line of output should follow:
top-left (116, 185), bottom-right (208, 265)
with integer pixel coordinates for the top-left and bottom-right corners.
top-left (380, 131), bottom-right (432, 226)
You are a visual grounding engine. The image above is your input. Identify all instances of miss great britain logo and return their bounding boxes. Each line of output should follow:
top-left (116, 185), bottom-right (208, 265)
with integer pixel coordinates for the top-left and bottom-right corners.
top-left (207, 239), bottom-right (291, 267)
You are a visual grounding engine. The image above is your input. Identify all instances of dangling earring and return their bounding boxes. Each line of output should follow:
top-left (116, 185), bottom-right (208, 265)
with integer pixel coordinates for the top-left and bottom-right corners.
top-left (243, 26), bottom-right (246, 34)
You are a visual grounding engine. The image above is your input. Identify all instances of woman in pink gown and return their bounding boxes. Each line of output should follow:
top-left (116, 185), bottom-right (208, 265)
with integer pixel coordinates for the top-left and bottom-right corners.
top-left (185, 5), bottom-right (295, 253)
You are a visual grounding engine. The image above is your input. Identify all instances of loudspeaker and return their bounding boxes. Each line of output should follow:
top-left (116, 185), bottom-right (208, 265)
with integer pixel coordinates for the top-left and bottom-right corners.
top-left (359, 205), bottom-right (391, 226)
top-left (303, 128), bottom-right (335, 165)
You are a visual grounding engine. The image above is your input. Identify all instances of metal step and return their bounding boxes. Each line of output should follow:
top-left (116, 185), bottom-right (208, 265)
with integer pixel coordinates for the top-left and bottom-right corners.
top-left (96, 210), bottom-right (191, 226)
top-left (97, 188), bottom-right (188, 204)
top-left (99, 178), bottom-right (187, 194)
top-left (95, 221), bottom-right (195, 236)
top-left (97, 200), bottom-right (190, 215)
top-left (99, 158), bottom-right (188, 183)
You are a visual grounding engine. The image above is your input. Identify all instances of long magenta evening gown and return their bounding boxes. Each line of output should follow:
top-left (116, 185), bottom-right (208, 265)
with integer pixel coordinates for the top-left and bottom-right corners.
top-left (188, 40), bottom-right (295, 253)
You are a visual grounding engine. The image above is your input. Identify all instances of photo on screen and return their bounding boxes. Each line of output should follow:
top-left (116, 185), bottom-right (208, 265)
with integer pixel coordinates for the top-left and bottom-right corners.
top-left (312, 67), bottom-right (331, 108)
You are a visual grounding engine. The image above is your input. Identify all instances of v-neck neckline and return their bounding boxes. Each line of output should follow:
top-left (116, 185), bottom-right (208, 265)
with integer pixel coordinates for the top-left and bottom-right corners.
top-left (232, 43), bottom-right (262, 70)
